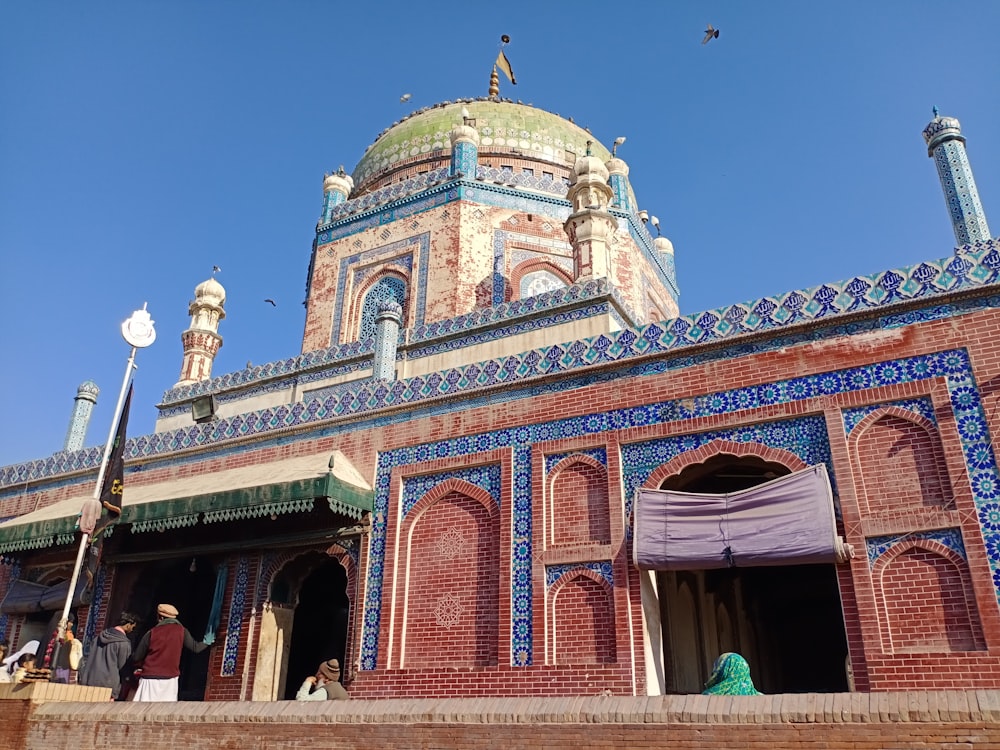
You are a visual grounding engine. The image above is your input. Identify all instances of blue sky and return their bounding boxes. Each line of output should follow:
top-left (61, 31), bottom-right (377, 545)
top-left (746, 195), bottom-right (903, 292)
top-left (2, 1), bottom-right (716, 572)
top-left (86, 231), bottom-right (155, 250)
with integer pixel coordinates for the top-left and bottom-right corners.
top-left (1, 1), bottom-right (998, 466)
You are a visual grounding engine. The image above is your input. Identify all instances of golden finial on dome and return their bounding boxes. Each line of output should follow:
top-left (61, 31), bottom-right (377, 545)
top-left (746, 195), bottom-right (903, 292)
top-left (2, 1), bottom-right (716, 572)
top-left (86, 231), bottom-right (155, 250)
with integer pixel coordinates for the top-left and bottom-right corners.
top-left (489, 68), bottom-right (499, 98)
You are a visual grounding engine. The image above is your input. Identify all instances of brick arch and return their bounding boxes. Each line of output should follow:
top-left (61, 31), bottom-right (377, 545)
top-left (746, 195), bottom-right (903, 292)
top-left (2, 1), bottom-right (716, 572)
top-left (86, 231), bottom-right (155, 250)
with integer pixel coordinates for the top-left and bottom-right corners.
top-left (399, 480), bottom-right (500, 668)
top-left (851, 408), bottom-right (951, 513)
top-left (264, 544), bottom-right (356, 607)
top-left (511, 259), bottom-right (572, 300)
top-left (548, 454), bottom-right (610, 546)
top-left (404, 477), bottom-right (499, 524)
top-left (548, 569), bottom-right (616, 665)
top-left (346, 270), bottom-right (410, 342)
top-left (873, 540), bottom-right (983, 654)
top-left (642, 440), bottom-right (809, 490)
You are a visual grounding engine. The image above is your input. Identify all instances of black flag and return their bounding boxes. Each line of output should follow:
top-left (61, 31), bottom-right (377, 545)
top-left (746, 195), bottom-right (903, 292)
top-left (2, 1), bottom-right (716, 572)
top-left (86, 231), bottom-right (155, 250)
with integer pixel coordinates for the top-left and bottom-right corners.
top-left (85, 383), bottom-right (133, 585)
top-left (99, 383), bottom-right (132, 522)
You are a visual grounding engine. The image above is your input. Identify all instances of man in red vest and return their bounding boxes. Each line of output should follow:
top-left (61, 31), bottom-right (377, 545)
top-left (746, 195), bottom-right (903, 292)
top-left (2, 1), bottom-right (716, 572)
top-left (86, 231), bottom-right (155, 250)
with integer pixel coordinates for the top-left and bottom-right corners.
top-left (132, 603), bottom-right (214, 701)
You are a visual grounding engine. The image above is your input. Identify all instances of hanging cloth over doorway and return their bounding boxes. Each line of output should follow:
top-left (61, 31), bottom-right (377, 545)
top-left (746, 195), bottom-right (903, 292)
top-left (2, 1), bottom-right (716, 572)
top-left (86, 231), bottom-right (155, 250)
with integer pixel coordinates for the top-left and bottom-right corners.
top-left (633, 464), bottom-right (854, 571)
top-left (204, 564), bottom-right (228, 642)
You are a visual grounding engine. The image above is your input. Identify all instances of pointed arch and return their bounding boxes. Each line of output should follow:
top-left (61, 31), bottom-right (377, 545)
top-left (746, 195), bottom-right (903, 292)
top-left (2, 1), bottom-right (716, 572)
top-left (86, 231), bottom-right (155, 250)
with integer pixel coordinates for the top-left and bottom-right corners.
top-left (548, 454), bottom-right (610, 546)
top-left (548, 569), bottom-right (616, 665)
top-left (398, 479), bottom-right (500, 668)
top-left (512, 259), bottom-right (572, 300)
top-left (873, 540), bottom-right (983, 653)
top-left (642, 440), bottom-right (808, 490)
top-left (851, 407), bottom-right (952, 514)
top-left (349, 271), bottom-right (409, 343)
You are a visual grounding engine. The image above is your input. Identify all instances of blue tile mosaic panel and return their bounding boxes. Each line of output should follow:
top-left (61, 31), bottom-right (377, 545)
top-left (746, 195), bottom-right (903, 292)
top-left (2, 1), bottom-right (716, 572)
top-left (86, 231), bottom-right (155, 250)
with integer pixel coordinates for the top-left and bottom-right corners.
top-left (545, 561), bottom-right (613, 588)
top-left (866, 528), bottom-right (966, 567)
top-left (0, 560), bottom-right (21, 641)
top-left (842, 397), bottom-right (938, 435)
top-left (81, 564), bottom-right (108, 658)
top-left (222, 555), bottom-right (249, 676)
top-left (401, 464), bottom-right (502, 517)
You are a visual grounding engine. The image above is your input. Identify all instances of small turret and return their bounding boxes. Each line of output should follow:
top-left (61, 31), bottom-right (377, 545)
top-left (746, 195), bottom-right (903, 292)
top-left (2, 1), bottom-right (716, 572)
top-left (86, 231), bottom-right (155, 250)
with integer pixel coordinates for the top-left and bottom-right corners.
top-left (449, 112), bottom-right (480, 178)
top-left (564, 148), bottom-right (617, 281)
top-left (321, 168), bottom-right (353, 225)
top-left (176, 276), bottom-right (226, 386)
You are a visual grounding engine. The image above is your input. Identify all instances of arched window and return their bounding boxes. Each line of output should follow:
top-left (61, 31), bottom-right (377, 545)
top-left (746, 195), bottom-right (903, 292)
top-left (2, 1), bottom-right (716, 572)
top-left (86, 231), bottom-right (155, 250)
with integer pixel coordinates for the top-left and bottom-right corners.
top-left (358, 276), bottom-right (406, 341)
top-left (519, 269), bottom-right (567, 298)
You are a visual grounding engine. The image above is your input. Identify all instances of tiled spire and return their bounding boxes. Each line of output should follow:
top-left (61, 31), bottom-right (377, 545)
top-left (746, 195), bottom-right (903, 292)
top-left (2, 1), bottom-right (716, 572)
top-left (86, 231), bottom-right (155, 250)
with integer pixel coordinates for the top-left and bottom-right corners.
top-left (923, 110), bottom-right (991, 246)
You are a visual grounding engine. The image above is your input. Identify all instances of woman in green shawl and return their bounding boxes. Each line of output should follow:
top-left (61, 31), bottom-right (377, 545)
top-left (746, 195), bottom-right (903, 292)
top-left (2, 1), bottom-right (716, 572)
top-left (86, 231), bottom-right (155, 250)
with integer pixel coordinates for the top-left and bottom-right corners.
top-left (702, 652), bottom-right (762, 695)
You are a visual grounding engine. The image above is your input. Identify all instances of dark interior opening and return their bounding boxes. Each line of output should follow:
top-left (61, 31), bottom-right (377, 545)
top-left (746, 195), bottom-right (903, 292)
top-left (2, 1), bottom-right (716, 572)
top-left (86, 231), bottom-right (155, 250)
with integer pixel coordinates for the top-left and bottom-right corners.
top-left (281, 556), bottom-right (349, 700)
top-left (657, 455), bottom-right (850, 694)
top-left (120, 556), bottom-right (217, 700)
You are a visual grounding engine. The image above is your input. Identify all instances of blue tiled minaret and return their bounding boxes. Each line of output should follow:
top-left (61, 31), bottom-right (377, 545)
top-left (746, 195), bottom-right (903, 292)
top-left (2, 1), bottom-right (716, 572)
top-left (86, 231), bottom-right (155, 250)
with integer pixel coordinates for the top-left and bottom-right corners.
top-left (372, 300), bottom-right (402, 381)
top-left (321, 169), bottom-right (353, 225)
top-left (923, 109), bottom-right (992, 246)
top-left (63, 380), bottom-right (99, 452)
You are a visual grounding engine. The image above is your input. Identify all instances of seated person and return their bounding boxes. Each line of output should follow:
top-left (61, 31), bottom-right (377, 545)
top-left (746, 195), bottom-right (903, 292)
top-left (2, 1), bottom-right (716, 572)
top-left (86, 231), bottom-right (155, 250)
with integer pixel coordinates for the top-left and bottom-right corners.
top-left (702, 652), bottom-right (763, 695)
top-left (295, 658), bottom-right (349, 701)
top-left (13, 653), bottom-right (36, 684)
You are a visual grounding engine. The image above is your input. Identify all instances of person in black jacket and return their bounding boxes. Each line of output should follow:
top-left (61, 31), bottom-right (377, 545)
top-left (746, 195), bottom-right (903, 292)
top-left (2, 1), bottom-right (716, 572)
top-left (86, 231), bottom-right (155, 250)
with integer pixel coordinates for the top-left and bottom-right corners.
top-left (80, 611), bottom-right (138, 699)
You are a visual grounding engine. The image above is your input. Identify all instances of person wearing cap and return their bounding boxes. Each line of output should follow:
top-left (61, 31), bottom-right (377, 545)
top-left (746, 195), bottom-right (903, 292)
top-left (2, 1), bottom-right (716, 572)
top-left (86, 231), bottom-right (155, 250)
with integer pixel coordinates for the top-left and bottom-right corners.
top-left (295, 658), bottom-right (349, 701)
top-left (131, 603), bottom-right (214, 702)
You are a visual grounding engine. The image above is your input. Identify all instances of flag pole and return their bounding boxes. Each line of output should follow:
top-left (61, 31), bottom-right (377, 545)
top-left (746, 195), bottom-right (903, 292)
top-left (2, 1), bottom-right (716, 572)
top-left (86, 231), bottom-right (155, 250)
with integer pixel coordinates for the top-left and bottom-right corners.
top-left (55, 305), bottom-right (156, 644)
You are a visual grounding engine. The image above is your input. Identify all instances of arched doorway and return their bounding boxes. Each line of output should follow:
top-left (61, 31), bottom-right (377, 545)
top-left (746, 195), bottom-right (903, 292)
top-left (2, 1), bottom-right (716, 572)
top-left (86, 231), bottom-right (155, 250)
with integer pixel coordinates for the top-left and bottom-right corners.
top-left (268, 553), bottom-right (350, 700)
top-left (656, 455), bottom-right (850, 694)
top-left (121, 556), bottom-right (218, 700)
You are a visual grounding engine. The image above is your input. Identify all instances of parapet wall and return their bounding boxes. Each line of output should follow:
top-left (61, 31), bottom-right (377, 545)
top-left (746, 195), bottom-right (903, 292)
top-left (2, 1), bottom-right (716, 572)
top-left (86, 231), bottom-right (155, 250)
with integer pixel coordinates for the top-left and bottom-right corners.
top-left (5, 691), bottom-right (1000, 750)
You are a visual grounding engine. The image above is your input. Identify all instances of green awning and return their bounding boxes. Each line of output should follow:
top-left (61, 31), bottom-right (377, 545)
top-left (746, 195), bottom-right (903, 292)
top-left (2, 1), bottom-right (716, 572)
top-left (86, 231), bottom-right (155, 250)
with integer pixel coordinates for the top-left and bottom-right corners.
top-left (0, 452), bottom-right (373, 554)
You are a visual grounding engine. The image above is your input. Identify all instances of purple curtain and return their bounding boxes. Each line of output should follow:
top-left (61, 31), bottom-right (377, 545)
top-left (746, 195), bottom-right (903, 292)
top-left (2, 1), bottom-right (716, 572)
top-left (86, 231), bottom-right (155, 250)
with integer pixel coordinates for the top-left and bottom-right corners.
top-left (633, 464), bottom-right (839, 571)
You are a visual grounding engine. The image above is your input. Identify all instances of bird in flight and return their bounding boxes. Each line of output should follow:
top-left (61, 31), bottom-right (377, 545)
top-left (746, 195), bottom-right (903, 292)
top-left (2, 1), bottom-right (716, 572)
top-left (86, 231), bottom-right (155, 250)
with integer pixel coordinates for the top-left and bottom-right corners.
top-left (212, 265), bottom-right (221, 274)
top-left (400, 93), bottom-right (412, 103)
top-left (702, 24), bottom-right (720, 44)
top-left (264, 299), bottom-right (277, 306)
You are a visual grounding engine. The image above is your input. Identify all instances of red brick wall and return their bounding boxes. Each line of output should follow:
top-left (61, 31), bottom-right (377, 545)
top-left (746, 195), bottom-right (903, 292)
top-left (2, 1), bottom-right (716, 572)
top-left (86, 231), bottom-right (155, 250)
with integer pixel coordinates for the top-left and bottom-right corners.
top-left (876, 544), bottom-right (983, 653)
top-left (550, 573), bottom-right (616, 665)
top-left (11, 692), bottom-right (1000, 750)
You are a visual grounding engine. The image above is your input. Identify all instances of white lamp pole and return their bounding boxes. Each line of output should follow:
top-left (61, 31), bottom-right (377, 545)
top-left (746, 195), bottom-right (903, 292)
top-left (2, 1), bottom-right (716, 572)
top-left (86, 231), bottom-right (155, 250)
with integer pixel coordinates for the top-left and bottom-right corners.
top-left (55, 305), bottom-right (156, 645)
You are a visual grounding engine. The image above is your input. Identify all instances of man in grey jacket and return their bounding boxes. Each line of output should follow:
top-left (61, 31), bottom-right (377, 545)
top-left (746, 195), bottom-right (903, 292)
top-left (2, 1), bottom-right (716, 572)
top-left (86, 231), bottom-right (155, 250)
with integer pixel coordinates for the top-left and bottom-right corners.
top-left (80, 611), bottom-right (138, 699)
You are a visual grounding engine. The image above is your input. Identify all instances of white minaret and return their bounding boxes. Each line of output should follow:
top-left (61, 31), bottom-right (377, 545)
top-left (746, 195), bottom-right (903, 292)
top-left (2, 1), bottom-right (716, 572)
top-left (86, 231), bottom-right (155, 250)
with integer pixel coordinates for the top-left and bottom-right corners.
top-left (176, 276), bottom-right (226, 385)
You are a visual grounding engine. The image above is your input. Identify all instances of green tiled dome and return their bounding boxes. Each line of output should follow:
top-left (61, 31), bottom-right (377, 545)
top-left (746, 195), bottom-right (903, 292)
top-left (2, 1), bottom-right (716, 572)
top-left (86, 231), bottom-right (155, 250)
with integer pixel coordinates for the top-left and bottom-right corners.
top-left (352, 100), bottom-right (610, 192)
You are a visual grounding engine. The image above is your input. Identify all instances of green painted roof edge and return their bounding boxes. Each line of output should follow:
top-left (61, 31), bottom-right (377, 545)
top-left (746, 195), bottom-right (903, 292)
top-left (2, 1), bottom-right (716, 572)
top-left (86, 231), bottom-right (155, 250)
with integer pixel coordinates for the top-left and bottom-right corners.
top-left (0, 474), bottom-right (373, 553)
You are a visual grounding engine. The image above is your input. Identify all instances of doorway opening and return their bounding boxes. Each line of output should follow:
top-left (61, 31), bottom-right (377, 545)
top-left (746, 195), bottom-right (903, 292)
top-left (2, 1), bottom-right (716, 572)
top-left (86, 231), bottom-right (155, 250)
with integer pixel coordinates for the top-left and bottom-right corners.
top-left (656, 454), bottom-right (850, 694)
top-left (115, 556), bottom-right (218, 700)
top-left (277, 554), bottom-right (350, 700)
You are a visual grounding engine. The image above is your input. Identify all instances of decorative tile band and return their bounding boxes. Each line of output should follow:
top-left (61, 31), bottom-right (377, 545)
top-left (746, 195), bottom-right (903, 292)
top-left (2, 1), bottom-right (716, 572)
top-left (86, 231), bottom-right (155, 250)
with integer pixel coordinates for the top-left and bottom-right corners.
top-left (221, 555), bottom-right (250, 676)
top-left (82, 564), bottom-right (108, 658)
top-left (866, 528), bottom-right (966, 566)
